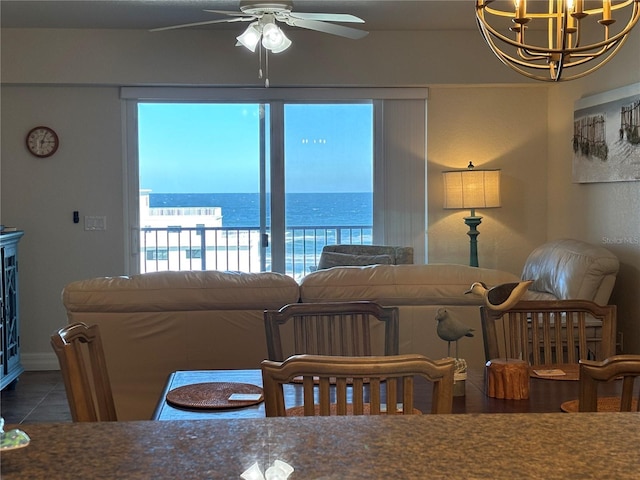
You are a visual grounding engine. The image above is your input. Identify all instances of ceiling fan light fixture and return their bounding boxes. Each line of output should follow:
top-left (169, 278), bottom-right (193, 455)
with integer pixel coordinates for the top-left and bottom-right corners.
top-left (236, 22), bottom-right (262, 52)
top-left (261, 22), bottom-right (291, 52)
top-left (267, 30), bottom-right (292, 53)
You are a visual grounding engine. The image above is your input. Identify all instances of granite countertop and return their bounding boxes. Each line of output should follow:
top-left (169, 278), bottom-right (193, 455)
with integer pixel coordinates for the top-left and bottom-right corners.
top-left (2, 413), bottom-right (639, 479)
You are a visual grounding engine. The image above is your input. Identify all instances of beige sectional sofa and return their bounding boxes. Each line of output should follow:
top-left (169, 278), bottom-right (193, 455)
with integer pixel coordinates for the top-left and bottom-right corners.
top-left (62, 264), bottom-right (519, 420)
top-left (61, 238), bottom-right (618, 420)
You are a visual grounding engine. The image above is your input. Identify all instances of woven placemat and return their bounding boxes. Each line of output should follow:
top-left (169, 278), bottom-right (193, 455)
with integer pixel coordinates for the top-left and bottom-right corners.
top-left (561, 397), bottom-right (639, 413)
top-left (166, 382), bottom-right (263, 409)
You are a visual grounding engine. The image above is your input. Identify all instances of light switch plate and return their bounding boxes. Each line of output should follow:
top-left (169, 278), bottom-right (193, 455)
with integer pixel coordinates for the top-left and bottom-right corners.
top-left (84, 216), bottom-right (107, 231)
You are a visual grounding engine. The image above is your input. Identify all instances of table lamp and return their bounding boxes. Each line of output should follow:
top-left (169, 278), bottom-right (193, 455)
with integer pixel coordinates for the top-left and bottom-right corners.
top-left (442, 162), bottom-right (501, 267)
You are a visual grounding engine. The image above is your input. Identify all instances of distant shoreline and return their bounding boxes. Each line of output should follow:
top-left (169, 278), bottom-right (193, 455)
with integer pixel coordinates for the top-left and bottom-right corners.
top-left (148, 192), bottom-right (373, 228)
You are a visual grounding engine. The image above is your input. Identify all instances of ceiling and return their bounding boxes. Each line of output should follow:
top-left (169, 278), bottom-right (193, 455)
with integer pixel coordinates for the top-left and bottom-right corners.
top-left (0, 1), bottom-right (480, 32)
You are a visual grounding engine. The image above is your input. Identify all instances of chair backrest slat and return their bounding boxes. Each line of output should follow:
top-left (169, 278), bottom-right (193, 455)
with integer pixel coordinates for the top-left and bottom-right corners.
top-left (265, 301), bottom-right (399, 361)
top-left (481, 300), bottom-right (617, 371)
top-left (261, 354), bottom-right (455, 417)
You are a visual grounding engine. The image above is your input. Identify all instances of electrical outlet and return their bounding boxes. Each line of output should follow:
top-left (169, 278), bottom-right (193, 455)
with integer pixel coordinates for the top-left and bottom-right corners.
top-left (84, 216), bottom-right (107, 231)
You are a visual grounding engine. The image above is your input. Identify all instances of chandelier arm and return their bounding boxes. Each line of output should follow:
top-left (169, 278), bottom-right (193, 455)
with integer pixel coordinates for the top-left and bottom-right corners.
top-left (477, 23), bottom-right (550, 67)
top-left (569, 43), bottom-right (618, 60)
top-left (476, 23), bottom-right (550, 75)
top-left (563, 35), bottom-right (634, 75)
top-left (563, 40), bottom-right (619, 62)
top-left (482, 33), bottom-right (554, 71)
top-left (486, 32), bottom-right (620, 71)
top-left (573, 23), bottom-right (582, 49)
top-left (479, 25), bottom-right (633, 81)
top-left (482, 42), bottom-right (566, 82)
top-left (517, 50), bottom-right (552, 61)
top-left (476, 10), bottom-right (639, 54)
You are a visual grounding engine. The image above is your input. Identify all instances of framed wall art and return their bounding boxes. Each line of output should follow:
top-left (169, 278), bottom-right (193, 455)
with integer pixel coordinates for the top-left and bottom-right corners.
top-left (572, 82), bottom-right (640, 183)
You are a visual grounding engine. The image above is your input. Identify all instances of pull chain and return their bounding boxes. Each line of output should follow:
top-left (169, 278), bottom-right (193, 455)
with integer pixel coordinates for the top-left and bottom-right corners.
top-left (257, 45), bottom-right (270, 88)
top-left (264, 48), bottom-right (270, 88)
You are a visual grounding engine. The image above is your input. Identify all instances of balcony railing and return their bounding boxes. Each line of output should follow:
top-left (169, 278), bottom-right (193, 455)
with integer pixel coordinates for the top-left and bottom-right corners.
top-left (140, 225), bottom-right (372, 279)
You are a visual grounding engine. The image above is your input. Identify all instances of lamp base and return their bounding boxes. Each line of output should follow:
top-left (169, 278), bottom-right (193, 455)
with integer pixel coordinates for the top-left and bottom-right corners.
top-left (463, 215), bottom-right (482, 267)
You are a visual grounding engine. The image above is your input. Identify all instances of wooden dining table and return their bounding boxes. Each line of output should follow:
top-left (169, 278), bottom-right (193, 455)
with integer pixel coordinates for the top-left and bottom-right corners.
top-left (3, 414), bottom-right (639, 479)
top-left (152, 367), bottom-right (625, 420)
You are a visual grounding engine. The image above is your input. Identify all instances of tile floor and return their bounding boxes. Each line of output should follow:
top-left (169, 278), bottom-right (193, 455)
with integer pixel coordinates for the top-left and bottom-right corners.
top-left (1, 371), bottom-right (71, 424)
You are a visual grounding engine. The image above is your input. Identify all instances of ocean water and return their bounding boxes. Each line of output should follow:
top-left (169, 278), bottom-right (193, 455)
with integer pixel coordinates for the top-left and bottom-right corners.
top-left (149, 192), bottom-right (373, 227)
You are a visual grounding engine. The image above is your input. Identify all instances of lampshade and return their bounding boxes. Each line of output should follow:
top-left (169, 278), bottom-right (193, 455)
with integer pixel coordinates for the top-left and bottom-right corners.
top-left (442, 165), bottom-right (501, 210)
top-left (236, 22), bottom-right (262, 52)
top-left (476, 0), bottom-right (640, 82)
top-left (261, 22), bottom-right (292, 53)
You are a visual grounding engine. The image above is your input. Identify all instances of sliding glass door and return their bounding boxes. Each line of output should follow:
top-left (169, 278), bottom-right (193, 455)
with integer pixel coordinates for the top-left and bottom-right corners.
top-left (283, 103), bottom-right (373, 277)
top-left (123, 86), bottom-right (427, 275)
top-left (135, 101), bottom-right (373, 277)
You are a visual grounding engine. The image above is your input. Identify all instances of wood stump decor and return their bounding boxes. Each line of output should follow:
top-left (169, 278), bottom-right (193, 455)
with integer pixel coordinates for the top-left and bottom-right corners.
top-left (485, 358), bottom-right (530, 400)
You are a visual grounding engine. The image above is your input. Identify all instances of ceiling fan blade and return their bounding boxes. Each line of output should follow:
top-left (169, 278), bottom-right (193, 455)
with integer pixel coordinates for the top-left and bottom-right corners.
top-left (150, 17), bottom-right (251, 32)
top-left (203, 9), bottom-right (256, 18)
top-left (288, 12), bottom-right (364, 23)
top-left (285, 18), bottom-right (369, 40)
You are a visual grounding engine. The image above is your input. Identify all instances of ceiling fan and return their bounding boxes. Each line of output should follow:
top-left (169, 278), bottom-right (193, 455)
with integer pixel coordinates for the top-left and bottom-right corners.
top-left (151, 1), bottom-right (369, 53)
top-left (151, 2), bottom-right (368, 86)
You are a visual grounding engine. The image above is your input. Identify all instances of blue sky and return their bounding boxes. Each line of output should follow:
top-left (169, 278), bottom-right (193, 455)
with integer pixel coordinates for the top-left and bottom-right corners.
top-left (138, 103), bottom-right (373, 194)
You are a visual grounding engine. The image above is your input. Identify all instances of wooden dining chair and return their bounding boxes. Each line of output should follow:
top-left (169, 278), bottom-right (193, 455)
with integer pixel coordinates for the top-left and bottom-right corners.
top-left (480, 300), bottom-right (616, 377)
top-left (579, 355), bottom-right (640, 412)
top-left (50, 322), bottom-right (117, 422)
top-left (264, 301), bottom-right (399, 361)
top-left (261, 353), bottom-right (455, 416)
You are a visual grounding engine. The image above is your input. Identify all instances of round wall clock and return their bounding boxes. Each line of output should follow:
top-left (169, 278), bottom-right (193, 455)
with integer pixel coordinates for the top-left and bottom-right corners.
top-left (26, 126), bottom-right (59, 158)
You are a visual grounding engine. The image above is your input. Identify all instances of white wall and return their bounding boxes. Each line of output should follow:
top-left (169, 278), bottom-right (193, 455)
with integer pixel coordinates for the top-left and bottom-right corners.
top-left (1, 86), bottom-right (126, 368)
top-left (426, 84), bottom-right (549, 273)
top-left (1, 25), bottom-right (639, 369)
top-left (545, 31), bottom-right (640, 354)
top-left (1, 29), bottom-right (527, 85)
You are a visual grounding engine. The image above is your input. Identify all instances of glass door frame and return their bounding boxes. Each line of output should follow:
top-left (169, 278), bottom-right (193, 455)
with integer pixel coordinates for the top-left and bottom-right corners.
top-left (122, 87), bottom-right (428, 275)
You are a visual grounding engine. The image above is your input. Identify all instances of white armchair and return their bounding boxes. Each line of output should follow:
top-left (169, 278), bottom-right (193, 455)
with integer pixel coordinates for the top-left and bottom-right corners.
top-left (521, 238), bottom-right (619, 305)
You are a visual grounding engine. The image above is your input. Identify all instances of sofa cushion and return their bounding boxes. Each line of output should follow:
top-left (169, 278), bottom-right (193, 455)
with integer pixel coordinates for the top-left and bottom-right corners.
top-left (321, 245), bottom-right (414, 265)
top-left (317, 252), bottom-right (393, 270)
top-left (299, 264), bottom-right (521, 306)
top-left (520, 238), bottom-right (619, 304)
top-left (62, 270), bottom-right (300, 312)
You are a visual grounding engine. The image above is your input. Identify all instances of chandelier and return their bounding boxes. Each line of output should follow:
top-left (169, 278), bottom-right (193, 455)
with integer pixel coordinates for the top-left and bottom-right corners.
top-left (475, 0), bottom-right (640, 81)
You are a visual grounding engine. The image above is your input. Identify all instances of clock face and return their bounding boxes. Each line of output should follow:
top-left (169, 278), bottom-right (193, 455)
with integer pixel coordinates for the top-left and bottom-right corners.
top-left (26, 126), bottom-right (59, 158)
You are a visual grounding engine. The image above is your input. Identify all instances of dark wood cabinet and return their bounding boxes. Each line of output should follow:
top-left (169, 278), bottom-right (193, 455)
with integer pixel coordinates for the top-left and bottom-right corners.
top-left (1, 230), bottom-right (24, 390)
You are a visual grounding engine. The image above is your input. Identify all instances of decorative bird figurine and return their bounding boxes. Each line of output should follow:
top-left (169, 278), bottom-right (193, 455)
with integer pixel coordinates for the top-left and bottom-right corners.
top-left (435, 308), bottom-right (474, 359)
top-left (465, 280), bottom-right (534, 311)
